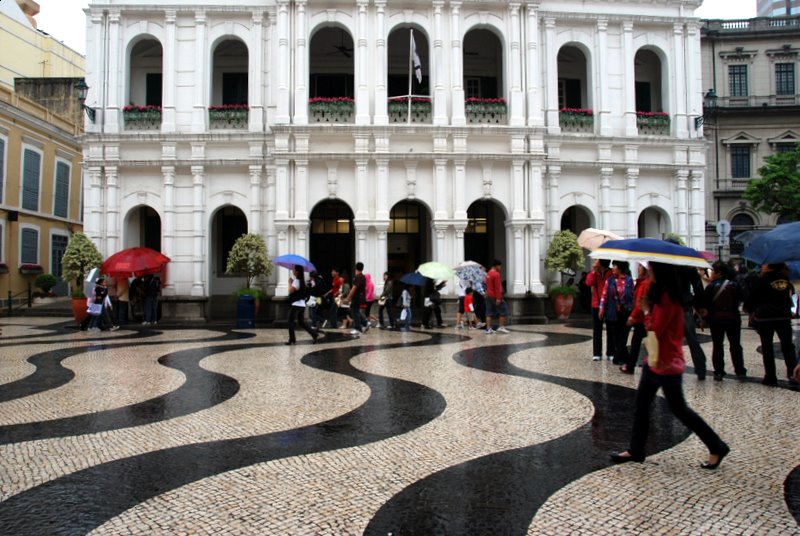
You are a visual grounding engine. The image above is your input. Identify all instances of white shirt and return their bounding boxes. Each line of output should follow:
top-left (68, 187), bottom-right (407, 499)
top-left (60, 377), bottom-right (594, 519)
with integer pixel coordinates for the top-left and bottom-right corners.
top-left (291, 278), bottom-right (306, 307)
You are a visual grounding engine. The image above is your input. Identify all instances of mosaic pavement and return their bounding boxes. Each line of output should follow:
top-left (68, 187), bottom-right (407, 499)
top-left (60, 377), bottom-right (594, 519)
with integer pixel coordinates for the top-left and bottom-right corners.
top-left (0, 316), bottom-right (798, 535)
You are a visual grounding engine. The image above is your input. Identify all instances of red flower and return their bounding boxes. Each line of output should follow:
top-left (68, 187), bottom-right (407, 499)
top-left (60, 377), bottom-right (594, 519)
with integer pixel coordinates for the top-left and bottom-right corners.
top-left (209, 104), bottom-right (250, 111)
top-left (635, 111), bottom-right (669, 117)
top-left (560, 108), bottom-right (593, 115)
top-left (123, 105), bottom-right (162, 112)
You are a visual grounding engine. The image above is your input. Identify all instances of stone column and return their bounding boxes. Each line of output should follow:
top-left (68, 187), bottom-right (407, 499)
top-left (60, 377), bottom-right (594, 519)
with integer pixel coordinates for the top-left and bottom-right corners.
top-left (375, 224), bottom-right (390, 293)
top-left (509, 223), bottom-right (526, 295)
top-left (105, 166), bottom-right (119, 255)
top-left (543, 18), bottom-right (560, 133)
top-left (622, 21), bottom-right (637, 136)
top-left (546, 165), bottom-right (560, 240)
top-left (87, 166), bottom-right (103, 242)
top-left (192, 10), bottom-right (208, 132)
top-left (449, 1), bottom-right (465, 125)
top-left (434, 158), bottom-right (448, 220)
top-left (295, 154), bottom-right (309, 221)
top-left (528, 158), bottom-right (545, 221)
top-left (432, 1), bottom-right (447, 125)
top-left (625, 168), bottom-right (638, 237)
top-left (672, 23), bottom-right (687, 138)
top-left (161, 165), bottom-right (175, 296)
top-left (508, 3), bottom-right (524, 126)
top-left (276, 0), bottom-right (290, 123)
top-left (293, 0), bottom-right (308, 124)
top-left (600, 166), bottom-right (613, 231)
top-left (675, 169), bottom-right (689, 240)
top-left (250, 11), bottom-right (265, 132)
top-left (191, 165), bottom-right (206, 296)
top-left (249, 166), bottom-right (263, 235)
top-left (453, 157), bottom-right (467, 220)
top-left (433, 223), bottom-right (448, 263)
top-left (525, 5), bottom-right (543, 127)
top-left (512, 159), bottom-right (526, 219)
top-left (374, 1), bottom-right (388, 125)
top-left (355, 0), bottom-right (370, 124)
top-left (596, 18), bottom-right (611, 136)
top-left (685, 22), bottom-right (700, 136)
top-left (689, 170), bottom-right (704, 248)
top-left (275, 157), bottom-right (289, 220)
top-left (265, 165), bottom-right (278, 293)
top-left (376, 157), bottom-right (390, 220)
top-left (354, 224), bottom-right (370, 268)
top-left (355, 157), bottom-right (369, 220)
top-left (162, 10), bottom-right (177, 132)
top-left (529, 223), bottom-right (545, 294)
top-left (105, 11), bottom-right (121, 133)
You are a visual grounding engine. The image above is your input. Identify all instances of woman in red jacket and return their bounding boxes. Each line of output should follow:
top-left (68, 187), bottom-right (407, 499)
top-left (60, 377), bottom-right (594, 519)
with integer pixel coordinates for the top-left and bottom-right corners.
top-left (610, 262), bottom-right (730, 469)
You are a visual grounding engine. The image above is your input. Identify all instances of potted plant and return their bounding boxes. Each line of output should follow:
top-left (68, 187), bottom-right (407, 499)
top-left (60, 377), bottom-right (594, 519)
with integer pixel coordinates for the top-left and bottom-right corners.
top-left (61, 233), bottom-right (103, 325)
top-left (34, 273), bottom-right (59, 298)
top-left (225, 233), bottom-right (273, 324)
top-left (544, 230), bottom-right (584, 320)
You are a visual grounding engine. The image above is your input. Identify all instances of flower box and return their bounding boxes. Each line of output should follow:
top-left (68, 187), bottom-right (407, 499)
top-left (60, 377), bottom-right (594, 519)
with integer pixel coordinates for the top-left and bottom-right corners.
top-left (559, 108), bottom-right (594, 132)
top-left (0, 263), bottom-right (8, 274)
top-left (123, 105), bottom-right (162, 130)
top-left (309, 97), bottom-right (354, 123)
top-left (209, 104), bottom-right (249, 129)
top-left (19, 263), bottom-right (43, 275)
top-left (465, 98), bottom-right (507, 124)
top-left (388, 97), bottom-right (432, 123)
top-left (636, 111), bottom-right (670, 135)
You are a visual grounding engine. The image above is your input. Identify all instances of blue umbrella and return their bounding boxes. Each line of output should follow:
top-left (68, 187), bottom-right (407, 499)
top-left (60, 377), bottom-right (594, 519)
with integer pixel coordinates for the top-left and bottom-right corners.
top-left (788, 261), bottom-right (800, 281)
top-left (741, 222), bottom-right (800, 265)
top-left (399, 271), bottom-right (428, 286)
top-left (590, 238), bottom-right (709, 268)
top-left (273, 254), bottom-right (316, 273)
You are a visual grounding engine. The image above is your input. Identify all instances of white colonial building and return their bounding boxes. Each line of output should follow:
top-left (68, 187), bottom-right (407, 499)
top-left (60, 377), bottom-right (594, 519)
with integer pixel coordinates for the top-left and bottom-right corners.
top-left (81, 0), bottom-right (707, 320)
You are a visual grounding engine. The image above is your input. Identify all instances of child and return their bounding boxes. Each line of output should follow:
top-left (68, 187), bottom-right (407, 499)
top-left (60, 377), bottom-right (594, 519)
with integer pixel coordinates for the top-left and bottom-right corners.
top-left (399, 284), bottom-right (413, 331)
top-left (463, 287), bottom-right (477, 329)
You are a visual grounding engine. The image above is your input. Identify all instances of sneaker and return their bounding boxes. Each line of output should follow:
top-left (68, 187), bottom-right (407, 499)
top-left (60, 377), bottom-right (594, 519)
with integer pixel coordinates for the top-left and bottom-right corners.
top-left (607, 355), bottom-right (613, 361)
top-left (321, 320), bottom-right (328, 328)
top-left (363, 323), bottom-right (370, 333)
top-left (110, 325), bottom-right (120, 331)
top-left (592, 355), bottom-right (602, 361)
top-left (142, 321), bottom-right (149, 326)
top-left (476, 322), bottom-right (486, 328)
top-left (496, 327), bottom-right (510, 334)
top-left (486, 328), bottom-right (494, 334)
top-left (350, 329), bottom-right (360, 336)
top-left (456, 324), bottom-right (463, 329)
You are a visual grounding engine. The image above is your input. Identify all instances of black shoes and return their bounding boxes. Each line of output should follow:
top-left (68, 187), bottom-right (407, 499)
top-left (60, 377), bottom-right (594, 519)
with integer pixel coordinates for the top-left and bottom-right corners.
top-left (713, 373), bottom-right (724, 382)
top-left (610, 452), bottom-right (645, 464)
top-left (701, 444), bottom-right (730, 470)
top-left (619, 365), bottom-right (635, 375)
top-left (285, 341), bottom-right (296, 346)
top-left (761, 377), bottom-right (778, 386)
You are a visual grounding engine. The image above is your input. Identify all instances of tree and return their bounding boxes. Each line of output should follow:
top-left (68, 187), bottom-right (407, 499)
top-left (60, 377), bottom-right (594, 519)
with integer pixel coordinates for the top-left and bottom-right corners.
top-left (743, 143), bottom-right (800, 222)
top-left (225, 233), bottom-right (273, 289)
top-left (544, 230), bottom-right (584, 276)
top-left (61, 233), bottom-right (103, 293)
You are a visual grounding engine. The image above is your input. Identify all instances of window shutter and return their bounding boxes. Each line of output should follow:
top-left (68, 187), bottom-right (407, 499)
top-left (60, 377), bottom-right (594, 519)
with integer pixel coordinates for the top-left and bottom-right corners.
top-left (22, 149), bottom-right (41, 211)
top-left (0, 138), bottom-right (5, 202)
top-left (21, 228), bottom-right (38, 264)
top-left (54, 162), bottom-right (70, 218)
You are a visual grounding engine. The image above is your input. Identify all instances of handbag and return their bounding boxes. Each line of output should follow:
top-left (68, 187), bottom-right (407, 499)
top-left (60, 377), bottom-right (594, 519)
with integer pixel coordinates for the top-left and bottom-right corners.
top-left (87, 303), bottom-right (103, 316)
top-left (378, 297), bottom-right (387, 306)
top-left (424, 297), bottom-right (433, 308)
top-left (305, 297), bottom-right (317, 308)
top-left (643, 331), bottom-right (659, 367)
top-left (400, 308), bottom-right (408, 321)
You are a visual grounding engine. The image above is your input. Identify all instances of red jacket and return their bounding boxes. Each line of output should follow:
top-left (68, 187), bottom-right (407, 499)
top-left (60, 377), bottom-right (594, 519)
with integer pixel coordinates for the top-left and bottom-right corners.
top-left (629, 277), bottom-right (651, 325)
top-left (586, 268), bottom-right (612, 308)
top-left (486, 269), bottom-right (502, 300)
top-left (645, 292), bottom-right (685, 375)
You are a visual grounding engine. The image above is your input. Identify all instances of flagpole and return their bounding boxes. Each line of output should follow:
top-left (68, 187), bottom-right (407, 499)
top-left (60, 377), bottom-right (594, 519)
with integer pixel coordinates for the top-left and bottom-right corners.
top-left (407, 29), bottom-right (413, 124)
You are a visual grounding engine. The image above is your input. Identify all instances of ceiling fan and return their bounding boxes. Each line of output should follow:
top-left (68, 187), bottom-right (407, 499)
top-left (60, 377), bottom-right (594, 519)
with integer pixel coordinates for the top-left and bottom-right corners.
top-left (329, 30), bottom-right (353, 58)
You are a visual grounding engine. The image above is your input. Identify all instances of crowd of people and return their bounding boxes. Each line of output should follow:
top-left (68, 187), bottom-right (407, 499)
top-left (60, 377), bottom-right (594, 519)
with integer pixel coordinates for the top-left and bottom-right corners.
top-left (82, 273), bottom-right (161, 332)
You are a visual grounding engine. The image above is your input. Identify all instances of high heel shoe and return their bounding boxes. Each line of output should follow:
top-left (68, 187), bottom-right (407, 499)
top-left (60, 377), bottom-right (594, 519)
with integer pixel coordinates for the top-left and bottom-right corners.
top-left (610, 451), bottom-right (645, 464)
top-left (701, 444), bottom-right (730, 470)
top-left (284, 341), bottom-right (295, 346)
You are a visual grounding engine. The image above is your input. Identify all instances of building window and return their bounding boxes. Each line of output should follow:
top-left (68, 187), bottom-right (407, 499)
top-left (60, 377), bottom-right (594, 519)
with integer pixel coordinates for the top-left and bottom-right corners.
top-left (776, 63), bottom-right (795, 95)
top-left (20, 227), bottom-right (39, 264)
top-left (729, 65), bottom-right (748, 97)
top-left (389, 202), bottom-right (421, 233)
top-left (311, 203), bottom-right (351, 234)
top-left (21, 148), bottom-right (41, 211)
top-left (776, 143), bottom-right (796, 153)
top-left (730, 146), bottom-right (751, 178)
top-left (53, 161), bottom-right (70, 218)
top-left (466, 203), bottom-right (488, 234)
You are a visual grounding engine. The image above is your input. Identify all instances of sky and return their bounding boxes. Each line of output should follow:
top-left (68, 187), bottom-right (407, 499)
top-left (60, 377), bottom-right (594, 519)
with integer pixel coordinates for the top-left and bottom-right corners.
top-left (33, 0), bottom-right (757, 56)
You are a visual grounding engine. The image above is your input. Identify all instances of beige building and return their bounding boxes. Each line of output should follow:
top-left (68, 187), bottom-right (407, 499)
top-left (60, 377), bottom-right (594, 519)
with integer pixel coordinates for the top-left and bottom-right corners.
top-left (700, 15), bottom-right (800, 258)
top-left (0, 1), bottom-right (85, 304)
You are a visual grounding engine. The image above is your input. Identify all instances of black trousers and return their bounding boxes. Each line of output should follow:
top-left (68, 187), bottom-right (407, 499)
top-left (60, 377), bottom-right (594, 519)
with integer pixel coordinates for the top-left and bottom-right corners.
top-left (378, 301), bottom-right (395, 327)
top-left (610, 311), bottom-right (632, 364)
top-left (629, 367), bottom-right (726, 458)
top-left (422, 305), bottom-right (443, 327)
top-left (756, 319), bottom-right (796, 382)
top-left (683, 308), bottom-right (707, 376)
top-left (592, 307), bottom-right (615, 357)
top-left (709, 319), bottom-right (746, 376)
top-left (288, 305), bottom-right (315, 343)
top-left (626, 322), bottom-right (646, 369)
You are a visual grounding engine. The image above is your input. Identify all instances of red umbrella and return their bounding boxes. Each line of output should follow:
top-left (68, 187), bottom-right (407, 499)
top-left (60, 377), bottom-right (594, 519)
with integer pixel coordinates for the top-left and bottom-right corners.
top-left (101, 247), bottom-right (171, 277)
top-left (699, 250), bottom-right (717, 261)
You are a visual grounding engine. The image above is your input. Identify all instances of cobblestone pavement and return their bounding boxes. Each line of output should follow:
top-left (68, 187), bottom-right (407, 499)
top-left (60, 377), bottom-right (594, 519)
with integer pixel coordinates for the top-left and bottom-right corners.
top-left (0, 317), bottom-right (798, 535)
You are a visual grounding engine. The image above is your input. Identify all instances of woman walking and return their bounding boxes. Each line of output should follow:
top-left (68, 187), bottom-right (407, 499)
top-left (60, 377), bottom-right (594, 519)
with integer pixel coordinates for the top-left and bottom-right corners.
top-left (286, 265), bottom-right (319, 345)
top-left (703, 261), bottom-right (746, 381)
top-left (610, 262), bottom-right (730, 469)
top-left (620, 262), bottom-right (650, 374)
top-left (378, 272), bottom-right (396, 329)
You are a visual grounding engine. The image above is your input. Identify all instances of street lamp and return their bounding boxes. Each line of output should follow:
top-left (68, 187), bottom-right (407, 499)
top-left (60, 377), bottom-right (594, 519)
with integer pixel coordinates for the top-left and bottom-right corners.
top-left (74, 79), bottom-right (96, 123)
top-left (695, 88), bottom-right (718, 129)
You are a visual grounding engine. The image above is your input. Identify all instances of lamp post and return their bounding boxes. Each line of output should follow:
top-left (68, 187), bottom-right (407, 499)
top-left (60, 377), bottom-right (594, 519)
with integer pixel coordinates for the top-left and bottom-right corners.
top-left (74, 79), bottom-right (96, 123)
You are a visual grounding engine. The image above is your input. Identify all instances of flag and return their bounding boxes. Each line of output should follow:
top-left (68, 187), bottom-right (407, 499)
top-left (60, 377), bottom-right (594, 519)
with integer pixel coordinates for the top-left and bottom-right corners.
top-left (411, 31), bottom-right (422, 84)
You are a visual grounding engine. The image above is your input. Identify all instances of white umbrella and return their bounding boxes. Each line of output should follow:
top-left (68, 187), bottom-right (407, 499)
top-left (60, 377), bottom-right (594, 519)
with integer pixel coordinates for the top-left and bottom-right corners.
top-left (577, 228), bottom-right (623, 250)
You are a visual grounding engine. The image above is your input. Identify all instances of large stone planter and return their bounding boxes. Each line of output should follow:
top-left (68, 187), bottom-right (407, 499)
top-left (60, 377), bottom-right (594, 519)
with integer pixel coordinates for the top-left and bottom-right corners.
top-left (551, 294), bottom-right (574, 320)
top-left (71, 297), bottom-right (89, 326)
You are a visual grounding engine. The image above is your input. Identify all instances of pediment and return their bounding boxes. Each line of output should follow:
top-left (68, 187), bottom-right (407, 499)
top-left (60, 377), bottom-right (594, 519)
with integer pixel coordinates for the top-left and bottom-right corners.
top-left (767, 130), bottom-right (800, 146)
top-left (721, 131), bottom-right (760, 145)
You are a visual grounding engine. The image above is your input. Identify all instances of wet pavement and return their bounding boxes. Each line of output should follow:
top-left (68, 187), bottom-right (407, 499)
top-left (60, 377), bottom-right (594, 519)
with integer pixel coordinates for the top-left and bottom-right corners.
top-left (0, 317), bottom-right (798, 535)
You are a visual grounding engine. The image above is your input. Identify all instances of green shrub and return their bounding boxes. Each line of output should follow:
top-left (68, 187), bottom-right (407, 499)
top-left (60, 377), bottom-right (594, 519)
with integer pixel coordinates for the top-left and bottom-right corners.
top-left (34, 273), bottom-right (58, 294)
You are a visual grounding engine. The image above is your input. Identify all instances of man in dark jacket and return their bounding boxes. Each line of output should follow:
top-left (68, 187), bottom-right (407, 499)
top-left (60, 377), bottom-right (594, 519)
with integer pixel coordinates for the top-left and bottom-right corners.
top-left (744, 263), bottom-right (798, 386)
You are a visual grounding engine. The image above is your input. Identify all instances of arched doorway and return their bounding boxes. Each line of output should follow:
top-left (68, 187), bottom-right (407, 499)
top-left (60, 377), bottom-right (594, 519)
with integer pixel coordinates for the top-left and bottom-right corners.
top-left (388, 200), bottom-right (431, 278)
top-left (309, 26), bottom-right (354, 122)
top-left (124, 206), bottom-right (162, 251)
top-left (560, 205), bottom-right (593, 235)
top-left (730, 213), bottom-right (755, 256)
top-left (638, 207), bottom-right (670, 239)
top-left (128, 38), bottom-right (163, 108)
top-left (210, 205), bottom-right (247, 297)
top-left (210, 38), bottom-right (248, 128)
top-left (310, 200), bottom-right (354, 280)
top-left (462, 28), bottom-right (504, 120)
top-left (465, 200), bottom-right (506, 269)
top-left (387, 26), bottom-right (430, 123)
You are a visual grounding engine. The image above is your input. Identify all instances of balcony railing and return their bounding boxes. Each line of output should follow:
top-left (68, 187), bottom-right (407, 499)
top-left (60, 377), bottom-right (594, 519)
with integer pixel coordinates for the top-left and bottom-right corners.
top-left (309, 97), bottom-right (354, 123)
top-left (703, 16), bottom-right (800, 33)
top-left (388, 97), bottom-right (432, 124)
top-left (123, 105), bottom-right (161, 131)
top-left (465, 98), bottom-right (507, 124)
top-left (559, 108), bottom-right (594, 133)
top-left (209, 104), bottom-right (248, 129)
top-left (636, 111), bottom-right (670, 136)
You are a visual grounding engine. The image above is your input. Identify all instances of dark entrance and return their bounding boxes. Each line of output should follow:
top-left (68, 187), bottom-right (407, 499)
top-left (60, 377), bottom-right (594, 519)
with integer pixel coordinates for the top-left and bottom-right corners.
top-left (464, 200), bottom-right (506, 269)
top-left (387, 201), bottom-right (431, 279)
top-left (310, 200), bottom-right (354, 280)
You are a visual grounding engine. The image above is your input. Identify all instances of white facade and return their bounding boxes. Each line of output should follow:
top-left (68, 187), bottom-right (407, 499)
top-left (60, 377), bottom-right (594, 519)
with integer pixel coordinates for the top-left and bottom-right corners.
top-left (81, 0), bottom-right (707, 312)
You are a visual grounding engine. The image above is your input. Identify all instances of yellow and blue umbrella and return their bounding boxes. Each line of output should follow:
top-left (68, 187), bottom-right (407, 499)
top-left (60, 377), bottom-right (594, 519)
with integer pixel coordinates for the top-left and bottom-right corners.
top-left (589, 238), bottom-right (709, 268)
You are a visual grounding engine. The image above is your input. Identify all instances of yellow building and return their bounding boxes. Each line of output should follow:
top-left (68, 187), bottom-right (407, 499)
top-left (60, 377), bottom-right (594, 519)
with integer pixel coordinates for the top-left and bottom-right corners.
top-left (0, 0), bottom-right (84, 304)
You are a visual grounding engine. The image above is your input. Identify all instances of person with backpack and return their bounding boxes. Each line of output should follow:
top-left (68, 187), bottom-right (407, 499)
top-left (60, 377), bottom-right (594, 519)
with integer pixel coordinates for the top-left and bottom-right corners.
top-left (142, 274), bottom-right (161, 326)
top-left (703, 261), bottom-right (746, 381)
top-left (599, 260), bottom-right (634, 366)
top-left (286, 265), bottom-right (320, 345)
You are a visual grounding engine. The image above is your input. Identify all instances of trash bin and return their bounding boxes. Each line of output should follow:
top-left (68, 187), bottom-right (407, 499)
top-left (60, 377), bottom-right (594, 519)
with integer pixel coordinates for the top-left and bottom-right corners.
top-left (236, 295), bottom-right (255, 328)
